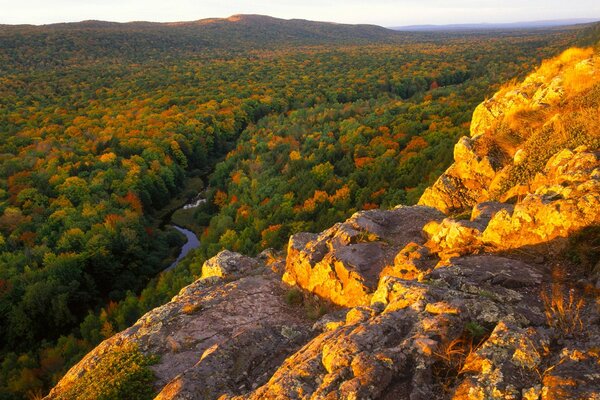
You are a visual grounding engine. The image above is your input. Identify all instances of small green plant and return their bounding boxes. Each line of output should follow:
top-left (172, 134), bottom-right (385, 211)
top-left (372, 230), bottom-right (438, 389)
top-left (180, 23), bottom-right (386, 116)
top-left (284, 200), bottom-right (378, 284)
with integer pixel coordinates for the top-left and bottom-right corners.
top-left (477, 289), bottom-right (497, 300)
top-left (284, 288), bottom-right (304, 306)
top-left (566, 225), bottom-right (600, 275)
top-left (356, 230), bottom-right (380, 243)
top-left (451, 211), bottom-right (472, 221)
top-left (465, 321), bottom-right (488, 341)
top-left (284, 287), bottom-right (330, 320)
top-left (305, 302), bottom-right (328, 321)
top-left (404, 243), bottom-right (420, 253)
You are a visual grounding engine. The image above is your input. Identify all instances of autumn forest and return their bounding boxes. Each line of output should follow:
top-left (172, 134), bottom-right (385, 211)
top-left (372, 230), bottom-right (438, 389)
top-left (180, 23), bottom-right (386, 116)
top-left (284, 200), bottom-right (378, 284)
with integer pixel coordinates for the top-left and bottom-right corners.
top-left (0, 16), bottom-right (598, 399)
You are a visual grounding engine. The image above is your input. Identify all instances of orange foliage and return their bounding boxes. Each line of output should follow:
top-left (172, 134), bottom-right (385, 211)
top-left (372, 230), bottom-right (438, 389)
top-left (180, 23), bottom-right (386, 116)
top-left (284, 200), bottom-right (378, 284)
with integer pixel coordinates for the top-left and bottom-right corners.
top-left (104, 214), bottom-right (124, 229)
top-left (231, 171), bottom-right (243, 184)
top-left (403, 136), bottom-right (428, 152)
top-left (99, 152), bottom-right (117, 163)
top-left (354, 156), bottom-right (374, 168)
top-left (329, 185), bottom-right (351, 204)
top-left (214, 190), bottom-right (228, 208)
top-left (19, 231), bottom-right (36, 246)
top-left (261, 224), bottom-right (282, 236)
top-left (236, 205), bottom-right (251, 219)
top-left (122, 192), bottom-right (143, 214)
top-left (370, 188), bottom-right (386, 199)
top-left (370, 135), bottom-right (399, 151)
top-left (302, 190), bottom-right (331, 212)
top-left (313, 190), bottom-right (329, 203)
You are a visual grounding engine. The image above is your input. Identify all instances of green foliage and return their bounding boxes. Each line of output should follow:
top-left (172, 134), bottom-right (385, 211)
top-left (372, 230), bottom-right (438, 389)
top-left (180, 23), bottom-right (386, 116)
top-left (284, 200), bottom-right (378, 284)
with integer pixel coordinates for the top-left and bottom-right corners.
top-left (184, 27), bottom-right (590, 261)
top-left (57, 344), bottom-right (157, 400)
top-left (464, 321), bottom-right (488, 341)
top-left (284, 288), bottom-right (304, 306)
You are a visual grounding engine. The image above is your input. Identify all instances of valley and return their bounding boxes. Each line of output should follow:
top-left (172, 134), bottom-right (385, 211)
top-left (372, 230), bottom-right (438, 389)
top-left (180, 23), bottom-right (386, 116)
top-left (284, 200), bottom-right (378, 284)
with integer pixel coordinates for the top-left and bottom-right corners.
top-left (0, 14), bottom-right (598, 399)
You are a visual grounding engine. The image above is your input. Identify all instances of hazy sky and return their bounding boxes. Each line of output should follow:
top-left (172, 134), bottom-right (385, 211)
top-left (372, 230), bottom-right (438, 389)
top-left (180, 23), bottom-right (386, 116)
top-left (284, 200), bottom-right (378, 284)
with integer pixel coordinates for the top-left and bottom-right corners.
top-left (2, 0), bottom-right (600, 26)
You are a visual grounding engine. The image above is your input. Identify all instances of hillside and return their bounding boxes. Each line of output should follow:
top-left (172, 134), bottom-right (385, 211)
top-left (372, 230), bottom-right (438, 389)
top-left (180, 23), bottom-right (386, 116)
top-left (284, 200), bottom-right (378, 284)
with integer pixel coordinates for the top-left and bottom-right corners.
top-left (0, 14), bottom-right (401, 70)
top-left (0, 14), bottom-right (398, 43)
top-left (45, 47), bottom-right (599, 400)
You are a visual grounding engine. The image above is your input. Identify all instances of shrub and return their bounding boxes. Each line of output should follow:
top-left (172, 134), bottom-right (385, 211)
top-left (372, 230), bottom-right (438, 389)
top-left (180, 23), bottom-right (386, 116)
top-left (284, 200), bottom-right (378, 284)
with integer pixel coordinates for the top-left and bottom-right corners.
top-left (284, 287), bottom-right (330, 320)
top-left (284, 288), bottom-right (304, 306)
top-left (432, 324), bottom-right (490, 393)
top-left (58, 344), bottom-right (158, 400)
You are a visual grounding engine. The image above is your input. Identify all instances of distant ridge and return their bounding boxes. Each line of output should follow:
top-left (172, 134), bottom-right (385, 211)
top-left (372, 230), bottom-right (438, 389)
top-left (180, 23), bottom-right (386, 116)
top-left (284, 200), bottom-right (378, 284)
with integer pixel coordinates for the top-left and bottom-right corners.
top-left (391, 18), bottom-right (600, 31)
top-left (0, 13), bottom-right (393, 36)
top-left (2, 14), bottom-right (597, 70)
top-left (0, 14), bottom-right (405, 69)
top-left (0, 14), bottom-right (400, 46)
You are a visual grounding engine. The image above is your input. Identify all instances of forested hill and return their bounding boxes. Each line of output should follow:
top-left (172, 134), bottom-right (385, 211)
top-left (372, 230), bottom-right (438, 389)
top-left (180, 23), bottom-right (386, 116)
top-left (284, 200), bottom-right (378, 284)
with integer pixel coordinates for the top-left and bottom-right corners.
top-left (0, 14), bottom-right (401, 68)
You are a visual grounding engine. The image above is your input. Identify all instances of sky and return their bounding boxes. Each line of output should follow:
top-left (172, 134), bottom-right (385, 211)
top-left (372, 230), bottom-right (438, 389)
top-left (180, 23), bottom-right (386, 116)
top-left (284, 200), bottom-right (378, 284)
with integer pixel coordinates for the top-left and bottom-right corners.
top-left (1, 0), bottom-right (600, 27)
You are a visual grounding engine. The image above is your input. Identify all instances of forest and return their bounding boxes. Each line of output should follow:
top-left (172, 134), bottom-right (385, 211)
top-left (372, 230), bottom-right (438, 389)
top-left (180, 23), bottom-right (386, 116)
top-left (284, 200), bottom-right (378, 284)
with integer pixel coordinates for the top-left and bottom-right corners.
top-left (0, 17), bottom-right (597, 399)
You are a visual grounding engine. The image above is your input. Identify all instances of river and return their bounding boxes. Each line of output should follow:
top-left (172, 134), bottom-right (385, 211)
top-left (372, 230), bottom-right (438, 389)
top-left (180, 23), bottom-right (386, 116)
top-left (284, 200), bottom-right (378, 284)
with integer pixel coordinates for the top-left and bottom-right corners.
top-left (165, 225), bottom-right (201, 271)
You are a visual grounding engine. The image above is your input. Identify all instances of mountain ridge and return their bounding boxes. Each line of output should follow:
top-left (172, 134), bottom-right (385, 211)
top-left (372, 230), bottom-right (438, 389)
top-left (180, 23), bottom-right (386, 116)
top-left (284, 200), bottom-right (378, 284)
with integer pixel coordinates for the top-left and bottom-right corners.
top-left (0, 13), bottom-right (395, 36)
top-left (0, 14), bottom-right (402, 69)
top-left (1, 14), bottom-right (390, 31)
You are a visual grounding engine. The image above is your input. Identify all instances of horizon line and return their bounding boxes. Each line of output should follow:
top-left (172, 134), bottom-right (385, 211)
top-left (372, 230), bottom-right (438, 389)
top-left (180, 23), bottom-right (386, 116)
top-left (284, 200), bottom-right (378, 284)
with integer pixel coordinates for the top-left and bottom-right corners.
top-left (1, 13), bottom-right (599, 29)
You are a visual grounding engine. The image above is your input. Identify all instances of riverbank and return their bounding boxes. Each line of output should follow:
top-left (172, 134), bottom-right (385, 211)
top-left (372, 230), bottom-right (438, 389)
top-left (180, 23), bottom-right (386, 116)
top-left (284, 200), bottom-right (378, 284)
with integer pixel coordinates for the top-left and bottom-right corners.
top-left (151, 175), bottom-right (205, 232)
top-left (170, 206), bottom-right (205, 234)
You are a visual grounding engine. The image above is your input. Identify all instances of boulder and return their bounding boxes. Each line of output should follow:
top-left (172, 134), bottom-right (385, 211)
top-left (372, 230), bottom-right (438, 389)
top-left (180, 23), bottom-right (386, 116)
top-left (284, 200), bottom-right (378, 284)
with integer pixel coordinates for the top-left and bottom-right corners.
top-left (283, 206), bottom-right (444, 307)
top-left (201, 250), bottom-right (259, 279)
top-left (419, 137), bottom-right (499, 214)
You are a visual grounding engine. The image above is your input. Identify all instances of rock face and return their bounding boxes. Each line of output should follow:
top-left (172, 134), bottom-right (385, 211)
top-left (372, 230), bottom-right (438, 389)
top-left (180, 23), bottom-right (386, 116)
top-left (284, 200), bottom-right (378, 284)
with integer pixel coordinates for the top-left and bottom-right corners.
top-left (200, 250), bottom-right (259, 279)
top-left (419, 137), bottom-right (499, 214)
top-left (46, 251), bottom-right (314, 400)
top-left (481, 147), bottom-right (600, 250)
top-left (419, 47), bottom-right (599, 215)
top-left (47, 48), bottom-right (600, 400)
top-left (283, 206), bottom-right (444, 307)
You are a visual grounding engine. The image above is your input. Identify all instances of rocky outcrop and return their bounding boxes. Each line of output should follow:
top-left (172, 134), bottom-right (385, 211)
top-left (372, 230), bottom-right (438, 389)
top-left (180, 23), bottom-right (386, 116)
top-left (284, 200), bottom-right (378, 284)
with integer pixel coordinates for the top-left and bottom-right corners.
top-left (455, 321), bottom-right (600, 400)
top-left (419, 47), bottom-right (599, 215)
top-left (419, 137), bottom-right (500, 214)
top-left (228, 254), bottom-right (555, 400)
top-left (46, 251), bottom-right (314, 400)
top-left (422, 147), bottom-right (600, 258)
top-left (200, 250), bottom-right (259, 279)
top-left (482, 147), bottom-right (600, 250)
top-left (283, 206), bottom-right (444, 307)
top-left (48, 47), bottom-right (600, 400)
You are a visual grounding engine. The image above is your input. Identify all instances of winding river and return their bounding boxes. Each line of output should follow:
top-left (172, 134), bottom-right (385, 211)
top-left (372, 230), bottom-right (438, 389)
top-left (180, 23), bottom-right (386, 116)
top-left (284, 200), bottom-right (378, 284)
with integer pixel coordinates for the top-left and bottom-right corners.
top-left (158, 188), bottom-right (205, 271)
top-left (165, 225), bottom-right (201, 271)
